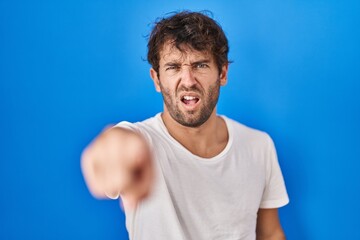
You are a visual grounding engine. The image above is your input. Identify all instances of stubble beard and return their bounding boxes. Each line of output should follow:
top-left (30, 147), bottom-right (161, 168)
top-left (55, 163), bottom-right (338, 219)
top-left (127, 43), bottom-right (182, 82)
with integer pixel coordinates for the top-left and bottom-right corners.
top-left (160, 80), bottom-right (221, 128)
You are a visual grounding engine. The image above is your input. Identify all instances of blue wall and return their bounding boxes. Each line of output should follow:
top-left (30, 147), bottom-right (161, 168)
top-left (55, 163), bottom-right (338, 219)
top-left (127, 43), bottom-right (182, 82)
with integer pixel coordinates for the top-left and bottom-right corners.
top-left (1, 0), bottom-right (359, 239)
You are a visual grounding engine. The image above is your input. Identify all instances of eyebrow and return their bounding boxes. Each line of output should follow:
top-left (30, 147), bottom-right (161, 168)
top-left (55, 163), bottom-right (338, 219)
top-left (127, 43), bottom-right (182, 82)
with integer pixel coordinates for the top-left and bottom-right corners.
top-left (164, 62), bottom-right (181, 67)
top-left (190, 59), bottom-right (211, 66)
top-left (163, 59), bottom-right (211, 67)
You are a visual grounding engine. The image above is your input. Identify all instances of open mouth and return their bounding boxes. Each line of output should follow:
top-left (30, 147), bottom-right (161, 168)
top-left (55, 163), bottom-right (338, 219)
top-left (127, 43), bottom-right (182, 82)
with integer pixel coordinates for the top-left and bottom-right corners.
top-left (181, 95), bottom-right (200, 105)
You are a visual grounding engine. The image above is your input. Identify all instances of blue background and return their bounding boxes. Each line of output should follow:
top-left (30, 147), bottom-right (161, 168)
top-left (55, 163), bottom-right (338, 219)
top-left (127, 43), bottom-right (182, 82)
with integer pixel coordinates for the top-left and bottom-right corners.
top-left (1, 0), bottom-right (359, 239)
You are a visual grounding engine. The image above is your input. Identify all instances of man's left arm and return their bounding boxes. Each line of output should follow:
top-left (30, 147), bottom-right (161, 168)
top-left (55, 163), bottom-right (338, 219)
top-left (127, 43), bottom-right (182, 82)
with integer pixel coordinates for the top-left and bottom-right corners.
top-left (256, 208), bottom-right (286, 240)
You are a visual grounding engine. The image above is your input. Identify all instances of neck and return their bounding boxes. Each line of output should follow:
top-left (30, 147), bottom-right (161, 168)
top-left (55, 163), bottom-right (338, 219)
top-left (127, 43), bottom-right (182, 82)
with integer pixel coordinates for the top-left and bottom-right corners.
top-left (161, 108), bottom-right (228, 158)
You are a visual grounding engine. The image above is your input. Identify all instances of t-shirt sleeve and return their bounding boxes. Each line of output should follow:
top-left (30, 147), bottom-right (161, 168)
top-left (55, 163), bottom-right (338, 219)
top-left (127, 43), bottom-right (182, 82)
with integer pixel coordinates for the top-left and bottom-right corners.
top-left (259, 135), bottom-right (289, 209)
top-left (115, 121), bottom-right (139, 132)
top-left (114, 121), bottom-right (153, 147)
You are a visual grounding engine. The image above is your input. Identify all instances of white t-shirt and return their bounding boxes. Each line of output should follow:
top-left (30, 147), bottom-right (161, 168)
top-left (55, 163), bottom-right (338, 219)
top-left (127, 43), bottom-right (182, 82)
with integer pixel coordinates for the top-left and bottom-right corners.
top-left (116, 113), bottom-right (289, 240)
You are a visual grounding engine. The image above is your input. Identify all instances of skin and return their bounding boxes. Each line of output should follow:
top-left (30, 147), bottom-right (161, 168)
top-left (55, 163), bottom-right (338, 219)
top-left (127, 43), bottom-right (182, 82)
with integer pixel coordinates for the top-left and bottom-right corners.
top-left (81, 41), bottom-right (286, 238)
top-left (256, 208), bottom-right (286, 240)
top-left (81, 127), bottom-right (153, 209)
top-left (150, 42), bottom-right (228, 158)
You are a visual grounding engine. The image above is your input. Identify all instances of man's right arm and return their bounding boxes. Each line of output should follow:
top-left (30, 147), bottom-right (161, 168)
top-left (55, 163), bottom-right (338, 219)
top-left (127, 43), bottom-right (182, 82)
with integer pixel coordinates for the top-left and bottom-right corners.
top-left (81, 126), bottom-right (153, 209)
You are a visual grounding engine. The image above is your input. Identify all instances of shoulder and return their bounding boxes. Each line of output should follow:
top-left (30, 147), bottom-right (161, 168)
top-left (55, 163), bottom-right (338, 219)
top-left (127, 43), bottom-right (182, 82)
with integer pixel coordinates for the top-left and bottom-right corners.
top-left (222, 116), bottom-right (273, 148)
top-left (114, 113), bottom-right (164, 145)
top-left (115, 113), bottom-right (161, 130)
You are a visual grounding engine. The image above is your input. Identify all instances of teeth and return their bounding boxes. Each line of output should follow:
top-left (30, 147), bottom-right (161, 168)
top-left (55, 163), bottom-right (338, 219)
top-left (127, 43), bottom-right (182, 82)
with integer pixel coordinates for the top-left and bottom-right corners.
top-left (183, 96), bottom-right (196, 100)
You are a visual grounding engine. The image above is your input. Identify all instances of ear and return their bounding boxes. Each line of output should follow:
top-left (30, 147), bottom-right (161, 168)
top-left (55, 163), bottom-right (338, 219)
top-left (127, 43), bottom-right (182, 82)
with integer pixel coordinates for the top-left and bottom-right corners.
top-left (150, 68), bottom-right (161, 92)
top-left (219, 64), bottom-right (229, 86)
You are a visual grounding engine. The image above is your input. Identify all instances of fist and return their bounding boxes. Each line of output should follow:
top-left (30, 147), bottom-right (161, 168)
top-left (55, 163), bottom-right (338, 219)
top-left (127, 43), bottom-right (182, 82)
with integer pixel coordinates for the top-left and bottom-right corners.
top-left (81, 127), bottom-right (153, 209)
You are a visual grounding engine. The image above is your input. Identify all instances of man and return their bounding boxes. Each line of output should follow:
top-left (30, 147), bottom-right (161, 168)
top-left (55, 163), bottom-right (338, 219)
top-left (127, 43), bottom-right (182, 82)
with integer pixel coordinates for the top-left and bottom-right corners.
top-left (81, 11), bottom-right (289, 240)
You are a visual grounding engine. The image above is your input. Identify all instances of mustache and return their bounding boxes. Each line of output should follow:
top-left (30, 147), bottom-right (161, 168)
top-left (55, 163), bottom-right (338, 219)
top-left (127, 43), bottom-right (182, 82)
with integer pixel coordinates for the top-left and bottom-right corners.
top-left (177, 86), bottom-right (202, 94)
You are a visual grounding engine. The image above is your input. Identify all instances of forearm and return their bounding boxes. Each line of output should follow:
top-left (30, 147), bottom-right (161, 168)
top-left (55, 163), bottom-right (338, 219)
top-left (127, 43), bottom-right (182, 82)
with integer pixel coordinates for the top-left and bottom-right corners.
top-left (256, 230), bottom-right (286, 240)
top-left (256, 208), bottom-right (286, 240)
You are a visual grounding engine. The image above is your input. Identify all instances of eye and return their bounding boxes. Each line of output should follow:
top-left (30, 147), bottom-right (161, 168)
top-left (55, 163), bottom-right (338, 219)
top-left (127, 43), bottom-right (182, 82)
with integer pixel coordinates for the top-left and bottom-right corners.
top-left (165, 65), bottom-right (180, 71)
top-left (195, 63), bottom-right (209, 69)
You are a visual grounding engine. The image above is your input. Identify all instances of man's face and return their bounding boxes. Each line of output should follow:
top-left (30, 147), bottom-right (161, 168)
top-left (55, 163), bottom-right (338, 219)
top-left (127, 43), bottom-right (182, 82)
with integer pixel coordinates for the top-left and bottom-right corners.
top-left (150, 42), bottom-right (228, 128)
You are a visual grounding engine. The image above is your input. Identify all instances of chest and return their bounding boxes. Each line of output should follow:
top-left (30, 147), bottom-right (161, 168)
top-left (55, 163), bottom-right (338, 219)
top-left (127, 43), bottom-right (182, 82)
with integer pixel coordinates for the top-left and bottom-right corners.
top-left (158, 144), bottom-right (265, 205)
top-left (151, 140), bottom-right (266, 238)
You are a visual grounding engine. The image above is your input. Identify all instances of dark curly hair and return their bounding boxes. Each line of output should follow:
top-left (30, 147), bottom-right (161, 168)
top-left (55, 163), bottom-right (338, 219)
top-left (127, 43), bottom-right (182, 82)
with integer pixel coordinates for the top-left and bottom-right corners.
top-left (147, 11), bottom-right (230, 75)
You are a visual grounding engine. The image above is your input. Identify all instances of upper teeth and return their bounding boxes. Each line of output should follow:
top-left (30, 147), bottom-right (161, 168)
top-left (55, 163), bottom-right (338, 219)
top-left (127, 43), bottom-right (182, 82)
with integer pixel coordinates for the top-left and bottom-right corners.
top-left (183, 96), bottom-right (196, 100)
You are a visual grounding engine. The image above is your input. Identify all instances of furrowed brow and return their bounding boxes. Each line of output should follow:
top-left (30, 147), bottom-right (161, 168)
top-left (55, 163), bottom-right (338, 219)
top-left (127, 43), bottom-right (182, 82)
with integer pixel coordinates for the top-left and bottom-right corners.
top-left (191, 59), bottom-right (211, 66)
top-left (164, 61), bottom-right (181, 67)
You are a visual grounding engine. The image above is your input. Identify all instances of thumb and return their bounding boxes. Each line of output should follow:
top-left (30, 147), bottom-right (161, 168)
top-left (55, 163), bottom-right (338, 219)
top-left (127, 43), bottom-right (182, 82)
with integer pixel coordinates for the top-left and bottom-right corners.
top-left (119, 194), bottom-right (138, 211)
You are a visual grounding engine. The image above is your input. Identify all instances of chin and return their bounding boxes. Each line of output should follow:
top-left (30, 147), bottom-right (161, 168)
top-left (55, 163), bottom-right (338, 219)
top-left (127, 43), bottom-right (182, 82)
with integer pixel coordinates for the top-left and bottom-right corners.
top-left (177, 114), bottom-right (209, 128)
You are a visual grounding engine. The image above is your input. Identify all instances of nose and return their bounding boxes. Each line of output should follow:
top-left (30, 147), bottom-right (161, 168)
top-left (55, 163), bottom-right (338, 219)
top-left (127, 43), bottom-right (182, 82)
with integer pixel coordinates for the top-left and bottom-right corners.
top-left (180, 65), bottom-right (197, 86)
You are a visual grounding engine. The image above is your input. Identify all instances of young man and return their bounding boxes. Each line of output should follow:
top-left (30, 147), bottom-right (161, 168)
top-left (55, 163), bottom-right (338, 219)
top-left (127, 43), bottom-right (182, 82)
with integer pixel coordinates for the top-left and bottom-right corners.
top-left (81, 11), bottom-right (289, 240)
